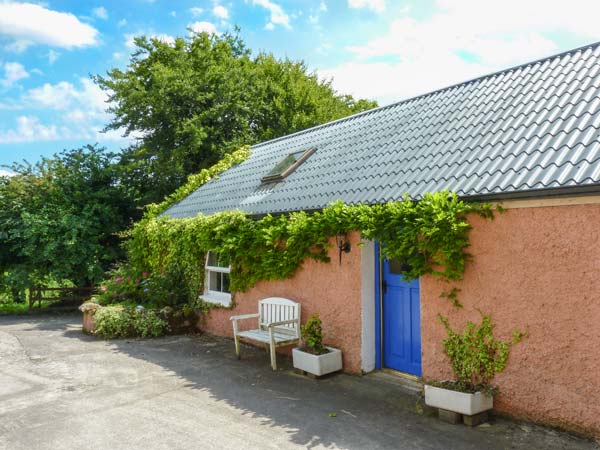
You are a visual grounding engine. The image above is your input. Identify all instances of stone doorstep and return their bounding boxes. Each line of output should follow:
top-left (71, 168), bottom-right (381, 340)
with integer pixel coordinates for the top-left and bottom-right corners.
top-left (367, 370), bottom-right (423, 396)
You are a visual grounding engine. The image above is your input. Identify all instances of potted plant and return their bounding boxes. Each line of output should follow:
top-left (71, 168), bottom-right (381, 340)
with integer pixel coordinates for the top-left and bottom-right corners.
top-left (292, 314), bottom-right (342, 376)
top-left (425, 314), bottom-right (524, 417)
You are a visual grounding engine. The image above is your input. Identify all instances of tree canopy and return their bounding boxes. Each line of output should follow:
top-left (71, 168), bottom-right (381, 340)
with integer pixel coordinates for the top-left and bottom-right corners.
top-left (95, 30), bottom-right (377, 204)
top-left (0, 146), bottom-right (135, 300)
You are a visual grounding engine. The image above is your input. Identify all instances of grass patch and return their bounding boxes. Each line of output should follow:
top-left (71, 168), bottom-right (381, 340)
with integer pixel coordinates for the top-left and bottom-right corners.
top-left (0, 301), bottom-right (54, 315)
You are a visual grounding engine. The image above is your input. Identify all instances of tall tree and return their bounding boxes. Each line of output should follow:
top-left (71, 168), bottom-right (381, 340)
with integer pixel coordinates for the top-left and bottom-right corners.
top-left (95, 30), bottom-right (377, 205)
top-left (0, 146), bottom-right (135, 300)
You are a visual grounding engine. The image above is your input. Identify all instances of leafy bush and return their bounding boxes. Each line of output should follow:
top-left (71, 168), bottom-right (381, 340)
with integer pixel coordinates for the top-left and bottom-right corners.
top-left (133, 309), bottom-right (169, 338)
top-left (96, 267), bottom-right (150, 305)
top-left (94, 306), bottom-right (134, 339)
top-left (142, 266), bottom-right (190, 307)
top-left (94, 305), bottom-right (169, 339)
top-left (301, 314), bottom-right (328, 355)
top-left (96, 265), bottom-right (189, 308)
top-left (438, 314), bottom-right (525, 395)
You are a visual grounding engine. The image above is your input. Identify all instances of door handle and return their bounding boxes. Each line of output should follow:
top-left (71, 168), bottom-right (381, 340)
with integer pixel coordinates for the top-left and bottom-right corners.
top-left (382, 279), bottom-right (387, 294)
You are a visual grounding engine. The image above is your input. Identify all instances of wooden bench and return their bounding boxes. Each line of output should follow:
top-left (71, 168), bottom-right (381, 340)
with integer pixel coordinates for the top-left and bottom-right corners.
top-left (230, 297), bottom-right (301, 370)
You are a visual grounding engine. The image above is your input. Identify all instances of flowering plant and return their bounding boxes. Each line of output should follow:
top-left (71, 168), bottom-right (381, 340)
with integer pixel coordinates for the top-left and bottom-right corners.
top-left (96, 267), bottom-right (151, 305)
top-left (96, 264), bottom-right (189, 308)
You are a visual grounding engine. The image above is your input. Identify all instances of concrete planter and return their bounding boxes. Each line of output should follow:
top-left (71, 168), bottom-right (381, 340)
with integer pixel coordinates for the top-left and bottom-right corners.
top-left (292, 346), bottom-right (342, 376)
top-left (82, 310), bottom-right (96, 334)
top-left (424, 384), bottom-right (493, 416)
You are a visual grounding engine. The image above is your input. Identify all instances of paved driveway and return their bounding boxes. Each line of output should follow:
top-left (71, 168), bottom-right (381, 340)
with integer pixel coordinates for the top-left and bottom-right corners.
top-left (0, 314), bottom-right (596, 450)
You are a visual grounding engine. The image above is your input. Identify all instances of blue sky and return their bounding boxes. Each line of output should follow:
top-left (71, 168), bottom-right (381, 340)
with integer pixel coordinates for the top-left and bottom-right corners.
top-left (1, 0), bottom-right (599, 173)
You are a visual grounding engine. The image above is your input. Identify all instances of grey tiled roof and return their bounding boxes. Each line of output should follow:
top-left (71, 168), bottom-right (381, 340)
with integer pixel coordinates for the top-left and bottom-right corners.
top-left (165, 43), bottom-right (600, 219)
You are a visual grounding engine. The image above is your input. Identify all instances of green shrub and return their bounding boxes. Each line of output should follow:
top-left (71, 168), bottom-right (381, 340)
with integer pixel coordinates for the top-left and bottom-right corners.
top-left (94, 305), bottom-right (169, 339)
top-left (142, 266), bottom-right (190, 307)
top-left (96, 267), bottom-right (150, 305)
top-left (438, 314), bottom-right (525, 395)
top-left (133, 309), bottom-right (168, 337)
top-left (96, 265), bottom-right (190, 308)
top-left (94, 306), bottom-right (134, 339)
top-left (301, 314), bottom-right (328, 355)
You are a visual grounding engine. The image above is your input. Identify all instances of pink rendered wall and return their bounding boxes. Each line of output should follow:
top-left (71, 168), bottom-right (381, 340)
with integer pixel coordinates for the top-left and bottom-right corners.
top-left (421, 203), bottom-right (600, 437)
top-left (199, 232), bottom-right (364, 373)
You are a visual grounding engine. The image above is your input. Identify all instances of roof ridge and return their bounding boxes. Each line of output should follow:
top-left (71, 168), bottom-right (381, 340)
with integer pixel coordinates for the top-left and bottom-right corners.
top-left (251, 40), bottom-right (600, 150)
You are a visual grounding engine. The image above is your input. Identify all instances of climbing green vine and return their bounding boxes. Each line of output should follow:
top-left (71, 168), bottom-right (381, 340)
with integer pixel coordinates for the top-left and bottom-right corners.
top-left (126, 187), bottom-right (494, 301)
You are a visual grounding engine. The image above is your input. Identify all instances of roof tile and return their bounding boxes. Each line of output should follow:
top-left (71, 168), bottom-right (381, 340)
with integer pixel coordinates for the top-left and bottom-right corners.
top-left (166, 42), bottom-right (600, 218)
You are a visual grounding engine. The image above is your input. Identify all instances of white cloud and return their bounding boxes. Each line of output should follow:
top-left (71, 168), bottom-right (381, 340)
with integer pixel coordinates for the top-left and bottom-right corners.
top-left (92, 6), bottom-right (108, 20)
top-left (319, 1), bottom-right (327, 12)
top-left (189, 21), bottom-right (218, 35)
top-left (170, 11), bottom-right (177, 17)
top-left (125, 32), bottom-right (175, 50)
top-left (213, 5), bottom-right (229, 19)
top-left (0, 115), bottom-right (59, 143)
top-left (26, 78), bottom-right (106, 112)
top-left (117, 18), bottom-right (127, 27)
top-left (4, 39), bottom-right (31, 53)
top-left (153, 34), bottom-right (176, 45)
top-left (1, 77), bottom-right (136, 144)
top-left (252, 0), bottom-right (290, 29)
top-left (0, 2), bottom-right (99, 49)
top-left (348, 0), bottom-right (385, 13)
top-left (1, 62), bottom-right (29, 87)
top-left (124, 33), bottom-right (136, 49)
top-left (47, 49), bottom-right (60, 64)
top-left (323, 0), bottom-right (600, 105)
top-left (264, 22), bottom-right (275, 31)
top-left (189, 7), bottom-right (204, 17)
top-left (0, 169), bottom-right (15, 177)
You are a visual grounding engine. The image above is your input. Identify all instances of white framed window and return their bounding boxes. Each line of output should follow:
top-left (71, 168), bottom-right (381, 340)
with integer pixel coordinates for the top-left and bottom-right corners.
top-left (202, 251), bottom-right (231, 306)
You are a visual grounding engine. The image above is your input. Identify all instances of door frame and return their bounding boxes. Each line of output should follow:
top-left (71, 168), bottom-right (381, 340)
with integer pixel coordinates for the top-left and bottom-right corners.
top-left (374, 241), bottom-right (383, 369)
top-left (374, 241), bottom-right (422, 373)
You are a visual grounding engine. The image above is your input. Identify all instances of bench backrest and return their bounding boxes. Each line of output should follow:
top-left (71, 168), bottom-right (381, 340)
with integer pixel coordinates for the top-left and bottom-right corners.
top-left (259, 297), bottom-right (301, 337)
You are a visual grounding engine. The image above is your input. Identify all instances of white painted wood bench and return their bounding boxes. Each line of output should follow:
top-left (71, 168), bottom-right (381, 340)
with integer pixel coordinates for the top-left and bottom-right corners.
top-left (230, 297), bottom-right (301, 370)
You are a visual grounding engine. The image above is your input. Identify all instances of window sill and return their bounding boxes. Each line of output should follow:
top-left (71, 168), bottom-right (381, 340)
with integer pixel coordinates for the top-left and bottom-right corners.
top-left (200, 292), bottom-right (232, 307)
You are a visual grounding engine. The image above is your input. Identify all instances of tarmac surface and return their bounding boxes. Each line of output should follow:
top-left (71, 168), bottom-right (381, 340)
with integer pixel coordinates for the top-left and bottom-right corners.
top-left (0, 314), bottom-right (596, 450)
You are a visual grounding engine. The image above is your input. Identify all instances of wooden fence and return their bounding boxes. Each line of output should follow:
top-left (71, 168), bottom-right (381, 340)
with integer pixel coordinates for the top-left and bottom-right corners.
top-left (28, 287), bottom-right (96, 311)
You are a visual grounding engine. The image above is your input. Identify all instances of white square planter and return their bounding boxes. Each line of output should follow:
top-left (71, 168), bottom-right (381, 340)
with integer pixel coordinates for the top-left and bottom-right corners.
top-left (424, 384), bottom-right (493, 416)
top-left (292, 346), bottom-right (342, 376)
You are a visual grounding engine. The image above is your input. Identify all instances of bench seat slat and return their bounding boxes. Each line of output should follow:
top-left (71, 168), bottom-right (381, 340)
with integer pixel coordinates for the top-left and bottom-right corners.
top-left (237, 329), bottom-right (297, 344)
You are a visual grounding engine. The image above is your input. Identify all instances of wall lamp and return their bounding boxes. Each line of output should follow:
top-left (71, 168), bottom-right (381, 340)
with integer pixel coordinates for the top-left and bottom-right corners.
top-left (336, 232), bottom-right (351, 265)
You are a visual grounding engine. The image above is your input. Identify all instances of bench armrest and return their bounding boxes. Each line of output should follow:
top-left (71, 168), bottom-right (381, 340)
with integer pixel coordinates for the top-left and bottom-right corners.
top-left (267, 319), bottom-right (298, 327)
top-left (230, 313), bottom-right (259, 322)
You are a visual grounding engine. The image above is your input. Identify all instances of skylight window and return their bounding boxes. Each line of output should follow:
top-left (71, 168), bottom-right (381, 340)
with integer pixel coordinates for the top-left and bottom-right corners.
top-left (261, 148), bottom-right (315, 183)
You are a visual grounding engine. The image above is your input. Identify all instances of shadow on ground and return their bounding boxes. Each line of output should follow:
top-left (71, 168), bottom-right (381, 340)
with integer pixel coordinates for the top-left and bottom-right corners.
top-left (3, 314), bottom-right (596, 450)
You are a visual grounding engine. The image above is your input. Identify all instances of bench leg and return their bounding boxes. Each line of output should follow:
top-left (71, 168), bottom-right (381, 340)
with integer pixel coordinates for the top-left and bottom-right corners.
top-left (232, 321), bottom-right (241, 359)
top-left (234, 335), bottom-right (241, 359)
top-left (270, 342), bottom-right (277, 370)
top-left (269, 330), bottom-right (277, 370)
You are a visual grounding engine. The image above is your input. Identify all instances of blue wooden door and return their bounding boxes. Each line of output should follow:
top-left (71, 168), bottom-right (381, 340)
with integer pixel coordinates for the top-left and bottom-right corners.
top-left (382, 258), bottom-right (422, 376)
